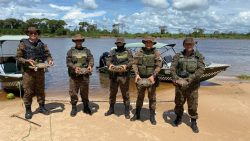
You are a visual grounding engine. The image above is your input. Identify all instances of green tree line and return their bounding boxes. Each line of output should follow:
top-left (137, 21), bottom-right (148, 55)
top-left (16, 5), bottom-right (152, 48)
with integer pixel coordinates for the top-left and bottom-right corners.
top-left (1, 18), bottom-right (250, 39)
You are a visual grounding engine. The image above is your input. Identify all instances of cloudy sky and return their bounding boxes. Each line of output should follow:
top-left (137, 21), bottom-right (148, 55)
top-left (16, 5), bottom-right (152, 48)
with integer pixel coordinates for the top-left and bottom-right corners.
top-left (0, 0), bottom-right (250, 33)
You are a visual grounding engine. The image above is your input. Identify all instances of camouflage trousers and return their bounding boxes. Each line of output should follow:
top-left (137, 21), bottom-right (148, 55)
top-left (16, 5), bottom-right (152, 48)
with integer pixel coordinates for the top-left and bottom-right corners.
top-left (174, 84), bottom-right (199, 119)
top-left (135, 84), bottom-right (157, 110)
top-left (69, 76), bottom-right (90, 105)
top-left (109, 76), bottom-right (130, 106)
top-left (23, 70), bottom-right (45, 106)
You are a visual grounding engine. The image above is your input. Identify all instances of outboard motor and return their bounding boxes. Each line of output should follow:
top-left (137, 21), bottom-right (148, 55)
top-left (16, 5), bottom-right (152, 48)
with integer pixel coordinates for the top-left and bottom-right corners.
top-left (98, 52), bottom-right (109, 68)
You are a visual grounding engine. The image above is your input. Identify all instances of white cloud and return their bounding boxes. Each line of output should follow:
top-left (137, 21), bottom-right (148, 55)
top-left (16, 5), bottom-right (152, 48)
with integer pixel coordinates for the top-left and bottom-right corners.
top-left (0, 0), bottom-right (11, 3)
top-left (0, 0), bottom-right (42, 7)
top-left (49, 4), bottom-right (72, 11)
top-left (238, 11), bottom-right (250, 21)
top-left (111, 7), bottom-right (238, 33)
top-left (0, 3), bottom-right (59, 20)
top-left (1, 0), bottom-right (250, 33)
top-left (225, 11), bottom-right (250, 32)
top-left (62, 9), bottom-right (106, 20)
top-left (173, 0), bottom-right (209, 11)
top-left (24, 12), bottom-right (58, 17)
top-left (141, 0), bottom-right (169, 8)
top-left (83, 0), bottom-right (98, 9)
top-left (113, 9), bottom-right (167, 33)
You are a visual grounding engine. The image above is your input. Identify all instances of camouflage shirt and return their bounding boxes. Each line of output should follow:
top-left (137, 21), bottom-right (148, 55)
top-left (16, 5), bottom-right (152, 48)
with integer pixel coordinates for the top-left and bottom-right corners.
top-left (16, 39), bottom-right (53, 71)
top-left (170, 50), bottom-right (205, 83)
top-left (133, 47), bottom-right (162, 77)
top-left (106, 48), bottom-right (133, 68)
top-left (66, 46), bottom-right (94, 69)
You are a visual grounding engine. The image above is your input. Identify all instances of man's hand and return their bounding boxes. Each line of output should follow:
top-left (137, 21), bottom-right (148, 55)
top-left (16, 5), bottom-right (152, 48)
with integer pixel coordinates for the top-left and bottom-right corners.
top-left (75, 67), bottom-right (81, 74)
top-left (108, 64), bottom-right (115, 70)
top-left (185, 78), bottom-right (192, 83)
top-left (26, 59), bottom-right (35, 66)
top-left (120, 65), bottom-right (127, 71)
top-left (176, 78), bottom-right (189, 88)
top-left (48, 60), bottom-right (54, 66)
top-left (172, 80), bottom-right (178, 86)
top-left (87, 66), bottom-right (93, 72)
top-left (135, 74), bottom-right (141, 83)
top-left (148, 75), bottom-right (155, 84)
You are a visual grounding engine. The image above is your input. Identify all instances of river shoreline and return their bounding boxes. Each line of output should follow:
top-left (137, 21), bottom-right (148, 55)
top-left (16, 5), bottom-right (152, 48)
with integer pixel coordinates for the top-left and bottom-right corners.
top-left (0, 76), bottom-right (250, 141)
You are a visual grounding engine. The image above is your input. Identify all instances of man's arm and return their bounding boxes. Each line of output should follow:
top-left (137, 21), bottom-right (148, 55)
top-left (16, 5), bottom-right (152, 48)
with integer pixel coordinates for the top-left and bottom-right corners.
top-left (188, 55), bottom-right (205, 82)
top-left (16, 42), bottom-right (27, 64)
top-left (132, 49), bottom-right (140, 75)
top-left (170, 54), bottom-right (180, 81)
top-left (87, 49), bottom-right (94, 68)
top-left (153, 50), bottom-right (162, 76)
top-left (44, 44), bottom-right (53, 62)
top-left (66, 49), bottom-right (76, 69)
top-left (127, 49), bottom-right (133, 69)
top-left (106, 50), bottom-right (114, 67)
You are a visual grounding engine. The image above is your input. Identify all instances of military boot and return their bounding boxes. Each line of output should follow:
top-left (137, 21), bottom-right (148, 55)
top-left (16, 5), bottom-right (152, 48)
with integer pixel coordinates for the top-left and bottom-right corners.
top-left (149, 109), bottom-right (157, 125)
top-left (38, 104), bottom-right (50, 115)
top-left (191, 118), bottom-right (199, 133)
top-left (173, 116), bottom-right (182, 126)
top-left (124, 104), bottom-right (130, 119)
top-left (83, 103), bottom-right (92, 115)
top-left (70, 105), bottom-right (77, 117)
top-left (105, 104), bottom-right (114, 116)
top-left (130, 108), bottom-right (141, 121)
top-left (25, 105), bottom-right (32, 119)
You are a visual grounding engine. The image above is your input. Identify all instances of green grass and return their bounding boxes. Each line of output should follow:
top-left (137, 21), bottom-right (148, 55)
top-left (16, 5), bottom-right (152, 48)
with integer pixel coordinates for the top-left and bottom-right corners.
top-left (237, 75), bottom-right (250, 80)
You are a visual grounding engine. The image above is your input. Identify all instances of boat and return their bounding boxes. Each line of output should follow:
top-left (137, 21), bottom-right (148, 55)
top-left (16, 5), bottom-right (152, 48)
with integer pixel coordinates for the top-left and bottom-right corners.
top-left (97, 42), bottom-right (230, 82)
top-left (0, 35), bottom-right (28, 90)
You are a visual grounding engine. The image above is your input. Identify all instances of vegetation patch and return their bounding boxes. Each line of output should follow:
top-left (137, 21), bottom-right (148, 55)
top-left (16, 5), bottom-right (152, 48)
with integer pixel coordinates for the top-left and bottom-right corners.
top-left (2, 18), bottom-right (250, 39)
top-left (237, 75), bottom-right (250, 80)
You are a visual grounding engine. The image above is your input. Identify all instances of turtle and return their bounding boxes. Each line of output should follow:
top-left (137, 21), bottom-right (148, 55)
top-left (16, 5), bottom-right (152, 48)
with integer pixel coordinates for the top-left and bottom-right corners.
top-left (29, 63), bottom-right (51, 71)
top-left (136, 78), bottom-right (153, 88)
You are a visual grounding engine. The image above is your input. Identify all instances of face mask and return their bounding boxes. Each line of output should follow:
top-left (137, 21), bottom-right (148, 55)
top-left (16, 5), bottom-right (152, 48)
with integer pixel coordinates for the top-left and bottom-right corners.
top-left (116, 45), bottom-right (125, 51)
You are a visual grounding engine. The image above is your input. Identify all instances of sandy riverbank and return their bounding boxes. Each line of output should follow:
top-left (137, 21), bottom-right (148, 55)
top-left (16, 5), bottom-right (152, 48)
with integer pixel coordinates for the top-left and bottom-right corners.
top-left (0, 77), bottom-right (250, 141)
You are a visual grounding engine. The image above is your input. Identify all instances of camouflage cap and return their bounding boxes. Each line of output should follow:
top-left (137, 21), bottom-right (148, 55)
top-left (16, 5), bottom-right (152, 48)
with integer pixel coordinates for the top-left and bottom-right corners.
top-left (25, 27), bottom-right (41, 35)
top-left (183, 37), bottom-right (196, 45)
top-left (72, 34), bottom-right (85, 42)
top-left (142, 36), bottom-right (157, 45)
top-left (115, 37), bottom-right (126, 44)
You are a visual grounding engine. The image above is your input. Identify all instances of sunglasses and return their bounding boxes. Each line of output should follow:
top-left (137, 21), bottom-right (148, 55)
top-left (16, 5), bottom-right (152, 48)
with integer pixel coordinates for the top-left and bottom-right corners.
top-left (184, 43), bottom-right (194, 45)
top-left (144, 41), bottom-right (153, 43)
top-left (29, 32), bottom-right (38, 35)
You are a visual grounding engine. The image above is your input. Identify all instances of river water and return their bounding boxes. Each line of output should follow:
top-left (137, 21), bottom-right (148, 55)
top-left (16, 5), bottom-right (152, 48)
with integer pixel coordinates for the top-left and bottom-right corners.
top-left (2, 38), bottom-right (250, 98)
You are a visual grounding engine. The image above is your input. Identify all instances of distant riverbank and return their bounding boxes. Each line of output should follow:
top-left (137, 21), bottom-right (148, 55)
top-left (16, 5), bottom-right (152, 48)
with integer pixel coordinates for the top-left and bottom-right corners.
top-left (2, 33), bottom-right (250, 39)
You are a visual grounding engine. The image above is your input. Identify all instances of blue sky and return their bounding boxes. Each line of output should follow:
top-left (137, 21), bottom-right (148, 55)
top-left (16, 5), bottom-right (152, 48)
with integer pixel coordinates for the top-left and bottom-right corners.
top-left (0, 0), bottom-right (250, 33)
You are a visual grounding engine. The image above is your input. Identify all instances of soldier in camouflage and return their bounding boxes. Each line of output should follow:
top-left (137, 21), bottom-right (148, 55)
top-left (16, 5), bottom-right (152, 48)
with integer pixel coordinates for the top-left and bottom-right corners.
top-left (104, 38), bottom-right (133, 119)
top-left (16, 27), bottom-right (54, 119)
top-left (131, 37), bottom-right (162, 125)
top-left (170, 37), bottom-right (205, 133)
top-left (66, 34), bottom-right (94, 117)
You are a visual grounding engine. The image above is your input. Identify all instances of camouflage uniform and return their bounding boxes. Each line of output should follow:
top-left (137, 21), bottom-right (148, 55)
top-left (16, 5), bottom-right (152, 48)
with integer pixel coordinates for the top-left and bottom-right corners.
top-left (66, 47), bottom-right (94, 105)
top-left (170, 50), bottom-right (205, 119)
top-left (106, 48), bottom-right (133, 106)
top-left (104, 38), bottom-right (133, 118)
top-left (133, 47), bottom-right (162, 110)
top-left (16, 39), bottom-right (53, 106)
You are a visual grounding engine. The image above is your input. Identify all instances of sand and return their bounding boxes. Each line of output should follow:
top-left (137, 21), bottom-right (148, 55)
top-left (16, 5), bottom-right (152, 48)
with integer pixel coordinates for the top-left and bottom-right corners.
top-left (0, 76), bottom-right (250, 141)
